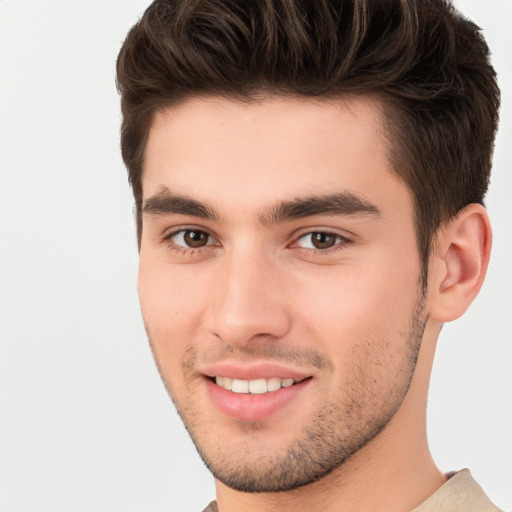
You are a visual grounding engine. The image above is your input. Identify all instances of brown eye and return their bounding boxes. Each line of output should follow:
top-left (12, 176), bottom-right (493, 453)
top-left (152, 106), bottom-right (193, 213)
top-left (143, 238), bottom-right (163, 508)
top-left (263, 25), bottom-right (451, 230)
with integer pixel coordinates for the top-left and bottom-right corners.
top-left (310, 232), bottom-right (337, 249)
top-left (296, 232), bottom-right (344, 250)
top-left (183, 230), bottom-right (210, 247)
top-left (169, 229), bottom-right (213, 249)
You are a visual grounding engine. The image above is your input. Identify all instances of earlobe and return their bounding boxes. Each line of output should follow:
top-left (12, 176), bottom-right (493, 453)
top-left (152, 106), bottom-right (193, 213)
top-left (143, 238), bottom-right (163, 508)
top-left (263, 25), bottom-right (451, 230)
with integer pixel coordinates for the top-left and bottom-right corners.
top-left (428, 204), bottom-right (492, 322)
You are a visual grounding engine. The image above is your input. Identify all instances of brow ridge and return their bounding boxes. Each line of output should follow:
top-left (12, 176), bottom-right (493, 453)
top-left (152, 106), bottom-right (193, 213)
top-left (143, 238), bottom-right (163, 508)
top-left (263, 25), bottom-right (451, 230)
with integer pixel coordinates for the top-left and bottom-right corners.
top-left (142, 189), bottom-right (380, 226)
top-left (260, 192), bottom-right (381, 226)
top-left (142, 189), bottom-right (218, 221)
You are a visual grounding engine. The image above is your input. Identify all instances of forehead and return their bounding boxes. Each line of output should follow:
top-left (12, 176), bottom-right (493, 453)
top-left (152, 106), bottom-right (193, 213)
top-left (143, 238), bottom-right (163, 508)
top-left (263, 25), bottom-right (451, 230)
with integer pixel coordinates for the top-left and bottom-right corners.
top-left (142, 95), bottom-right (409, 218)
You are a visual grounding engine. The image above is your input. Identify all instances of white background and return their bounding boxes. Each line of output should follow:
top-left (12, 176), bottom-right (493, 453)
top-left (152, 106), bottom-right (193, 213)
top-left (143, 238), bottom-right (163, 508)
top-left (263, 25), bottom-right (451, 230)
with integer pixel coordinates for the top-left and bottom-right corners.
top-left (0, 1), bottom-right (510, 511)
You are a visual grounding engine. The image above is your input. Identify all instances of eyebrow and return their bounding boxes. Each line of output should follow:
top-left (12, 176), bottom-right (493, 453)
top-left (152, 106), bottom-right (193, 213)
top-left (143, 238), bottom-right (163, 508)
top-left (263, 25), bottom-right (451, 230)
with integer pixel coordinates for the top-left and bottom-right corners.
top-left (260, 192), bottom-right (381, 225)
top-left (142, 188), bottom-right (381, 225)
top-left (142, 189), bottom-right (219, 221)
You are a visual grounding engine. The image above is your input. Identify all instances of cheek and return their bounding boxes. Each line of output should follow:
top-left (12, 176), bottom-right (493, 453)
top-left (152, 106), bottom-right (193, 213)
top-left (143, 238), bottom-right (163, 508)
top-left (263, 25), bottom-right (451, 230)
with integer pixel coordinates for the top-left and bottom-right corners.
top-left (292, 261), bottom-right (421, 352)
top-left (137, 258), bottom-right (211, 382)
top-left (138, 257), bottom-right (208, 332)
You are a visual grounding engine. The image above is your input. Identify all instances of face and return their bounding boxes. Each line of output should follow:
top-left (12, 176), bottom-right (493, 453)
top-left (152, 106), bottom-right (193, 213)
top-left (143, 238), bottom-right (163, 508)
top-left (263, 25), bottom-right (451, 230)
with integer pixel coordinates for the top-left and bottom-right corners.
top-left (138, 96), bottom-right (427, 492)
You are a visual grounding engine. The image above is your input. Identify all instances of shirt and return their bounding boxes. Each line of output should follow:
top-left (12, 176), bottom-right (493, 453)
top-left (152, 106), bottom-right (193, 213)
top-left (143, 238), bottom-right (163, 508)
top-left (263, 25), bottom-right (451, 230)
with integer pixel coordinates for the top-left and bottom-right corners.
top-left (201, 469), bottom-right (502, 512)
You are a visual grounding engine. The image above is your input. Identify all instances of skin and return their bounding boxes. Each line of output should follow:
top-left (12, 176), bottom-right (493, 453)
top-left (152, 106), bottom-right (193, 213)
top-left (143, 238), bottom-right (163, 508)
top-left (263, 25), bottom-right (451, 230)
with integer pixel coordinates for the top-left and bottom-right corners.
top-left (137, 95), bottom-right (491, 512)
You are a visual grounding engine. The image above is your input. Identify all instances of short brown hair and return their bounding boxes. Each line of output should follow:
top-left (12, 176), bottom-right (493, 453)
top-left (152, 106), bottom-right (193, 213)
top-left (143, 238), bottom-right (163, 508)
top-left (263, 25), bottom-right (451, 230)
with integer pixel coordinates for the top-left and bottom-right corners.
top-left (116, 0), bottom-right (500, 276)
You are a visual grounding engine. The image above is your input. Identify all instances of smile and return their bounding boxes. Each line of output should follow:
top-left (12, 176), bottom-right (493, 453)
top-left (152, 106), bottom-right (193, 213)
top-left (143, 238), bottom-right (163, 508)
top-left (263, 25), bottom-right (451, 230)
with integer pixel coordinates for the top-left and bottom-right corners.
top-left (214, 376), bottom-right (300, 394)
top-left (205, 370), bottom-right (313, 421)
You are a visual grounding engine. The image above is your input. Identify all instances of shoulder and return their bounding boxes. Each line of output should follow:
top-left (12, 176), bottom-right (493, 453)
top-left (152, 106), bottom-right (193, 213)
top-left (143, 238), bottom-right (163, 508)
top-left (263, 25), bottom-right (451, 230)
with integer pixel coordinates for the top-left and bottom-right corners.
top-left (201, 501), bottom-right (218, 512)
top-left (412, 469), bottom-right (502, 512)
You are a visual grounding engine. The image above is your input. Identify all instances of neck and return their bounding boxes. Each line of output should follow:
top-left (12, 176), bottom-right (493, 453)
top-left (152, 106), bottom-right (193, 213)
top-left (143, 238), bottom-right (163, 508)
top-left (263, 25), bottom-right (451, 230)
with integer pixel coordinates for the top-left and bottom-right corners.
top-left (214, 322), bottom-right (444, 512)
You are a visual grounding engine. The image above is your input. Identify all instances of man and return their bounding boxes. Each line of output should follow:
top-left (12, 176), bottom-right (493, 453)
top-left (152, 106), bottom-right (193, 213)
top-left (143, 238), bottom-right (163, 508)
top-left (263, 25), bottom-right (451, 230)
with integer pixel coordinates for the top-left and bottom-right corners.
top-left (116, 1), bottom-right (501, 511)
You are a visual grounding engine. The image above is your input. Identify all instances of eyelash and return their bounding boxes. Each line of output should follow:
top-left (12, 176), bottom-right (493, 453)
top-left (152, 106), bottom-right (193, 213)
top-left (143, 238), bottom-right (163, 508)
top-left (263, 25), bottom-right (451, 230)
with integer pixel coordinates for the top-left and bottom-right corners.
top-left (163, 228), bottom-right (218, 256)
top-left (291, 231), bottom-right (352, 254)
top-left (162, 228), bottom-right (352, 256)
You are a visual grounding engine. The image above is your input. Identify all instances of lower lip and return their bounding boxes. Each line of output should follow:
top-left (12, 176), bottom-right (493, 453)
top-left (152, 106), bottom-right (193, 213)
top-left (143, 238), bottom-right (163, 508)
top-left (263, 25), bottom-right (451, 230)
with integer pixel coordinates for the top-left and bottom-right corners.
top-left (205, 378), bottom-right (311, 422)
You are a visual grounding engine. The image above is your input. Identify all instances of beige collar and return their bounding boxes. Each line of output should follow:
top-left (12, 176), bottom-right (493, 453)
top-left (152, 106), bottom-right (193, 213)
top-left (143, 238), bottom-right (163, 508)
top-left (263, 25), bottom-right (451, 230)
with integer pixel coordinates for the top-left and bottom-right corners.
top-left (411, 469), bottom-right (501, 512)
top-left (203, 469), bottom-right (501, 512)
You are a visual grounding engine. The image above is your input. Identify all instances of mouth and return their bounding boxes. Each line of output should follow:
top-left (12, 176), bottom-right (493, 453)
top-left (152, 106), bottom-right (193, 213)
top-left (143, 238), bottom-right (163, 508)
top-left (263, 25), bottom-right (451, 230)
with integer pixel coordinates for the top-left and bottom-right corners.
top-left (211, 376), bottom-right (310, 394)
top-left (204, 372), bottom-right (313, 421)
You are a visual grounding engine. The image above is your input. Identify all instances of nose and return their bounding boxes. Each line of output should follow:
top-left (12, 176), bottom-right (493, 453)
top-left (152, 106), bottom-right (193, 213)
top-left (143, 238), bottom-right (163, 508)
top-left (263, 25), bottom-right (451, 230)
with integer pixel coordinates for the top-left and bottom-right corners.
top-left (208, 248), bottom-right (292, 346)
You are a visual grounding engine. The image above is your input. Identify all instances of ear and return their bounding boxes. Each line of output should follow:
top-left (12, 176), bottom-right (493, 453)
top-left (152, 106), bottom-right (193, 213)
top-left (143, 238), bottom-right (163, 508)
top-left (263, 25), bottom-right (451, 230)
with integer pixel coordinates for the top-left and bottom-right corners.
top-left (428, 204), bottom-right (492, 322)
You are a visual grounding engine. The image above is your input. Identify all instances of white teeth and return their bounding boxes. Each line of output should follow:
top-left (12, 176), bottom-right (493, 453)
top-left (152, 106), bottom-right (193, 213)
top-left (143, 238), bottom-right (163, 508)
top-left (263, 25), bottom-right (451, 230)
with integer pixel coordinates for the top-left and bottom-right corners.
top-left (248, 378), bottom-right (267, 394)
top-left (214, 376), bottom-right (300, 394)
top-left (282, 378), bottom-right (294, 388)
top-left (231, 379), bottom-right (249, 393)
top-left (267, 377), bottom-right (281, 392)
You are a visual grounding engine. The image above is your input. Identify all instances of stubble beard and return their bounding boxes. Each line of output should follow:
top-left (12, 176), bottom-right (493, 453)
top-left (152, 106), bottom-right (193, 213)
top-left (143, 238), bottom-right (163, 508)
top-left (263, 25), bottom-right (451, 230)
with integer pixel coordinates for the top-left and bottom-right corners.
top-left (149, 294), bottom-right (427, 494)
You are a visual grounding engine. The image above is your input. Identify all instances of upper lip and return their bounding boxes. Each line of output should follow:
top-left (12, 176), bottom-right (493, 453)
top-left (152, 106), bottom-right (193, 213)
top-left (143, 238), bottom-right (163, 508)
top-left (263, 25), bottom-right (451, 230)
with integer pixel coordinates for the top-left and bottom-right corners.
top-left (201, 362), bottom-right (313, 381)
